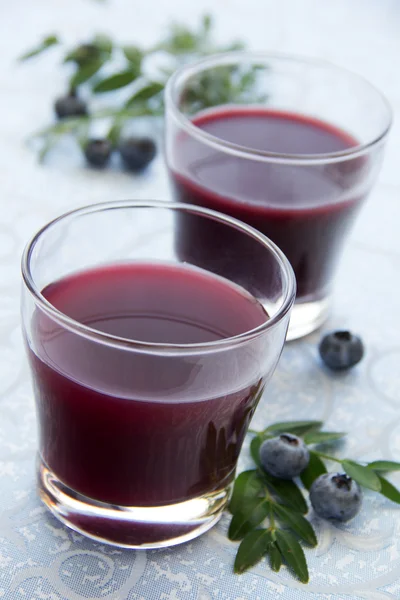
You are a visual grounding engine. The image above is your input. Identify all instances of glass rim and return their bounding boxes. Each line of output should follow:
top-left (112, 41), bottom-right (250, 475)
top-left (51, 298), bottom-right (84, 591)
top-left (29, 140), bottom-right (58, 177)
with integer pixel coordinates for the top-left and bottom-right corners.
top-left (21, 200), bottom-right (296, 355)
top-left (165, 51), bottom-right (393, 165)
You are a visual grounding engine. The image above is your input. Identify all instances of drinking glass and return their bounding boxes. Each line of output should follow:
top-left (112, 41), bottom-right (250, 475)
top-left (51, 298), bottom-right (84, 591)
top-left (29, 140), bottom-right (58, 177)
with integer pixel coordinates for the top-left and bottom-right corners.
top-left (165, 52), bottom-right (392, 340)
top-left (21, 200), bottom-right (295, 549)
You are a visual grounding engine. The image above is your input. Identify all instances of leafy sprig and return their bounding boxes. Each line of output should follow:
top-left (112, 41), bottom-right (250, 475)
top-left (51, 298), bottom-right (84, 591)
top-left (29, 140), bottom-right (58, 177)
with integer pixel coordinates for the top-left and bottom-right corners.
top-left (18, 15), bottom-right (263, 163)
top-left (230, 419), bottom-right (400, 582)
top-left (19, 35), bottom-right (60, 61)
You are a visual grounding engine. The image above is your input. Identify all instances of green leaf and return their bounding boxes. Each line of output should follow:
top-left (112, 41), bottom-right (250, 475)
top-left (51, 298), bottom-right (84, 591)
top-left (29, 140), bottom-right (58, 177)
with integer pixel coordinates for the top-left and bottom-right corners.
top-left (304, 431), bottom-right (346, 445)
top-left (43, 35), bottom-right (59, 46)
top-left (19, 35), bottom-right (59, 61)
top-left (264, 421), bottom-right (323, 437)
top-left (262, 473), bottom-right (308, 514)
top-left (268, 542), bottom-right (282, 572)
top-left (229, 498), bottom-right (270, 541)
top-left (163, 25), bottom-right (198, 54)
top-left (234, 529), bottom-right (273, 574)
top-left (202, 13), bottom-right (212, 33)
top-left (377, 475), bottom-right (400, 504)
top-left (229, 470), bottom-right (265, 515)
top-left (122, 46), bottom-right (143, 68)
top-left (275, 530), bottom-right (309, 583)
top-left (125, 82), bottom-right (164, 107)
top-left (273, 504), bottom-right (317, 547)
top-left (368, 461), bottom-right (400, 472)
top-left (70, 56), bottom-right (105, 87)
top-left (64, 43), bottom-right (100, 65)
top-left (228, 498), bottom-right (271, 540)
top-left (93, 69), bottom-right (139, 93)
top-left (300, 451), bottom-right (327, 490)
top-left (93, 34), bottom-right (113, 54)
top-left (341, 460), bottom-right (381, 492)
top-left (223, 40), bottom-right (246, 52)
top-left (250, 436), bottom-right (262, 467)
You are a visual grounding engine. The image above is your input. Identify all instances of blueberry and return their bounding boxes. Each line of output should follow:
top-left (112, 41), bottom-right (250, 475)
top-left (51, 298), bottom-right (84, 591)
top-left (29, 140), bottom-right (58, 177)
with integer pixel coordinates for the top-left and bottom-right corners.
top-left (84, 138), bottom-right (112, 168)
top-left (54, 91), bottom-right (88, 120)
top-left (319, 330), bottom-right (364, 371)
top-left (310, 473), bottom-right (362, 522)
top-left (259, 433), bottom-right (310, 480)
top-left (118, 137), bottom-right (157, 171)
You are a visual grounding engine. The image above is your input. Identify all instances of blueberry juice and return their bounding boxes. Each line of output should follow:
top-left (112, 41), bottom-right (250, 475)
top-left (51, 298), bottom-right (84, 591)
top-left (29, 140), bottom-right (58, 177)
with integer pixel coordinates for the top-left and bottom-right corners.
top-left (169, 108), bottom-right (368, 300)
top-left (28, 262), bottom-right (268, 513)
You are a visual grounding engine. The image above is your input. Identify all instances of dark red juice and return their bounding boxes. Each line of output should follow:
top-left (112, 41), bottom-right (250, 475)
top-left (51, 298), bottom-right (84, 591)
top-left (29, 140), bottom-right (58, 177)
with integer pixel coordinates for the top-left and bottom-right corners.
top-left (169, 108), bottom-right (368, 298)
top-left (28, 262), bottom-right (268, 507)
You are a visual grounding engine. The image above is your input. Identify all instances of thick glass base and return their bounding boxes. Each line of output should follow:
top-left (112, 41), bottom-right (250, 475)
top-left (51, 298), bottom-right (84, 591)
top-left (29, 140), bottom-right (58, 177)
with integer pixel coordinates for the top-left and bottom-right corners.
top-left (286, 296), bottom-right (330, 341)
top-left (37, 458), bottom-right (231, 549)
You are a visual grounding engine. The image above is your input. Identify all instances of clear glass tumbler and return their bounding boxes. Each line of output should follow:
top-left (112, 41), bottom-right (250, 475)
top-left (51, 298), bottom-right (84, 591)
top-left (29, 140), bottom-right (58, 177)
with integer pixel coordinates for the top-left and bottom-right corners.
top-left (21, 200), bottom-right (295, 549)
top-left (165, 52), bottom-right (392, 340)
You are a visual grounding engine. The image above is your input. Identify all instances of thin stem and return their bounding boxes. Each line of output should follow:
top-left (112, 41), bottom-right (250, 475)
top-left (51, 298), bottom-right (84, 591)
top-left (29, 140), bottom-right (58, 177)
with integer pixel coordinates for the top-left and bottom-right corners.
top-left (107, 116), bottom-right (123, 146)
top-left (263, 486), bottom-right (274, 504)
top-left (268, 503), bottom-right (276, 530)
top-left (30, 106), bottom-right (163, 141)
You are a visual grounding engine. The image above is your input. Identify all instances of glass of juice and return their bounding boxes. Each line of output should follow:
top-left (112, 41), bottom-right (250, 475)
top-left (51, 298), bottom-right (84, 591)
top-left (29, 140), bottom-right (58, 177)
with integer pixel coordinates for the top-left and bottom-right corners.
top-left (21, 200), bottom-right (295, 549)
top-left (165, 52), bottom-right (392, 340)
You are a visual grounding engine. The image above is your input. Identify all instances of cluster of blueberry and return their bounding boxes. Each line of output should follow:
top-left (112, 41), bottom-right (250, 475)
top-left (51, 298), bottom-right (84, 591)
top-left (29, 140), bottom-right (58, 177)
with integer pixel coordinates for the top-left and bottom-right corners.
top-left (257, 330), bottom-right (365, 522)
top-left (229, 329), bottom-right (400, 579)
top-left (260, 434), bottom-right (362, 522)
top-left (55, 90), bottom-right (157, 171)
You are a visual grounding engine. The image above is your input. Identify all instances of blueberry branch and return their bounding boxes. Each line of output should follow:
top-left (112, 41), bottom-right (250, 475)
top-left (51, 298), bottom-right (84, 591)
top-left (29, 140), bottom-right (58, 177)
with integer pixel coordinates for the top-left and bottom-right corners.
top-left (230, 419), bottom-right (400, 582)
top-left (18, 14), bottom-right (256, 170)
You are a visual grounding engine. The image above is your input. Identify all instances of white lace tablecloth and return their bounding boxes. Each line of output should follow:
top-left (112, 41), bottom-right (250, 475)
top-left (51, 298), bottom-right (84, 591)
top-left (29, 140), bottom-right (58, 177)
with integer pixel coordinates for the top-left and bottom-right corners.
top-left (1, 1), bottom-right (400, 598)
